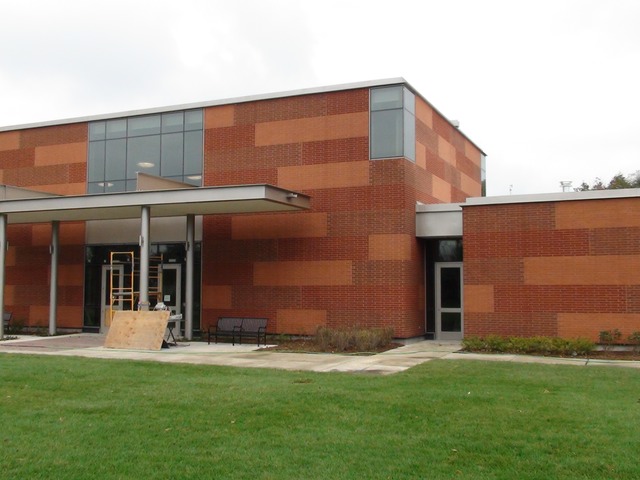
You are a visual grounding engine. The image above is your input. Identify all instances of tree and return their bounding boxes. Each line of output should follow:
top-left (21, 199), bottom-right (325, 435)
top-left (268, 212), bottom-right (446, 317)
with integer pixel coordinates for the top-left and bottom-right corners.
top-left (577, 171), bottom-right (640, 191)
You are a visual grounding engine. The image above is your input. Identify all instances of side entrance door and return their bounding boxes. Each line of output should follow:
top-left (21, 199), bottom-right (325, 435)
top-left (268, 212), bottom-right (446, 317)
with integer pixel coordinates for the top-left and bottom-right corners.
top-left (435, 262), bottom-right (463, 341)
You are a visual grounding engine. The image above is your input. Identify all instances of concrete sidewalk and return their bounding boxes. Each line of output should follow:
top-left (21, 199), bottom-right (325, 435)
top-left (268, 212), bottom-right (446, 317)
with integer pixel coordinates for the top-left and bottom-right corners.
top-left (0, 334), bottom-right (638, 374)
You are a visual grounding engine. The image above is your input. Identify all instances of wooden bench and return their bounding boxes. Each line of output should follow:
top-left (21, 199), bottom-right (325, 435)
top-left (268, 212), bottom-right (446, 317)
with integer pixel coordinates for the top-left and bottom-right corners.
top-left (207, 317), bottom-right (268, 346)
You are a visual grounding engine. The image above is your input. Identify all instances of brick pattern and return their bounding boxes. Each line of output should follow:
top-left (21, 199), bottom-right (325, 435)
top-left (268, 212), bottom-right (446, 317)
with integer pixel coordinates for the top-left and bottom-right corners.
top-left (5, 224), bottom-right (85, 328)
top-left (1, 85), bottom-right (482, 336)
top-left (464, 198), bottom-right (640, 340)
top-left (415, 97), bottom-right (482, 200)
top-left (202, 87), bottom-right (480, 337)
top-left (0, 122), bottom-right (88, 328)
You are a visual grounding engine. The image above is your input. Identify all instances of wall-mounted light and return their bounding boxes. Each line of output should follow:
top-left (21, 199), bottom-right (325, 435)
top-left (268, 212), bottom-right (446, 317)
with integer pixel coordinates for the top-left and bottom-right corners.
top-left (286, 192), bottom-right (298, 199)
top-left (137, 162), bottom-right (155, 168)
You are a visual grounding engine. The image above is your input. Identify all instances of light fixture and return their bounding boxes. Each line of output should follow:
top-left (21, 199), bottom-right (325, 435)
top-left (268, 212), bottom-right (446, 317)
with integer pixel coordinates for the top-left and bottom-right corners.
top-left (186, 175), bottom-right (202, 180)
top-left (137, 162), bottom-right (155, 168)
top-left (98, 182), bottom-right (114, 187)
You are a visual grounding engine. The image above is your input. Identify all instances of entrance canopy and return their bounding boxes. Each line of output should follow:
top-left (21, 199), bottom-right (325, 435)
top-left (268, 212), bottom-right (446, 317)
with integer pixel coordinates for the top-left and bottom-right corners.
top-left (0, 183), bottom-right (310, 224)
top-left (0, 182), bottom-right (310, 339)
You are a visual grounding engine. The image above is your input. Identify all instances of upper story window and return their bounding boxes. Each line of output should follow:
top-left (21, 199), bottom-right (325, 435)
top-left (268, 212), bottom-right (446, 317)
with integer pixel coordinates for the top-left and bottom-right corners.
top-left (87, 110), bottom-right (203, 193)
top-left (370, 86), bottom-right (415, 161)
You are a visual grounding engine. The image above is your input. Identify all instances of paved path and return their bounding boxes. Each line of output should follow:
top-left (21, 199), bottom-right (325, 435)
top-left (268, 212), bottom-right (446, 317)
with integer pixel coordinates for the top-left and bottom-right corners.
top-left (0, 334), bottom-right (638, 374)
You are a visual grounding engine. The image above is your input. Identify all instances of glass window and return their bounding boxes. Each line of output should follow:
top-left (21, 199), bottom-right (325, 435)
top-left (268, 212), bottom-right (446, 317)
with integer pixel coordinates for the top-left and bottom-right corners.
top-left (88, 141), bottom-right (105, 181)
top-left (87, 182), bottom-right (104, 194)
top-left (183, 174), bottom-right (202, 186)
top-left (437, 239), bottom-right (463, 262)
top-left (161, 133), bottom-right (184, 177)
top-left (105, 139), bottom-right (127, 181)
top-left (440, 268), bottom-right (461, 309)
top-left (404, 108), bottom-right (416, 161)
top-left (403, 88), bottom-right (415, 114)
top-left (88, 109), bottom-right (203, 193)
top-left (370, 85), bottom-right (416, 161)
top-left (106, 180), bottom-right (126, 193)
top-left (128, 115), bottom-right (161, 137)
top-left (106, 119), bottom-right (127, 139)
top-left (441, 312), bottom-right (462, 332)
top-left (89, 122), bottom-right (105, 141)
top-left (127, 136), bottom-right (160, 177)
top-left (371, 109), bottom-right (402, 159)
top-left (185, 110), bottom-right (203, 131)
top-left (371, 86), bottom-right (403, 111)
top-left (184, 130), bottom-right (203, 176)
top-left (162, 112), bottom-right (184, 133)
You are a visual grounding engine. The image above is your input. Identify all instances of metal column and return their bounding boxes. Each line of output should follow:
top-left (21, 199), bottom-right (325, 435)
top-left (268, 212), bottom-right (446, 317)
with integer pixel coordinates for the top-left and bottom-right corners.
top-left (185, 214), bottom-right (194, 340)
top-left (0, 214), bottom-right (6, 339)
top-left (48, 221), bottom-right (59, 335)
top-left (139, 206), bottom-right (150, 310)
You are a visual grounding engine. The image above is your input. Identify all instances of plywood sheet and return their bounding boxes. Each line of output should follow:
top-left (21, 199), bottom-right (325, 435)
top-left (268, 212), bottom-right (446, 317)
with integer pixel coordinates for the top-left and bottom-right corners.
top-left (104, 310), bottom-right (170, 350)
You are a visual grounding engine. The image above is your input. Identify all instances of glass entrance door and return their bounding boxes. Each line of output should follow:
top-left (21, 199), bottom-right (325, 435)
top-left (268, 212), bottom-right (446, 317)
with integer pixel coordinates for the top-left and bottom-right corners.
top-left (436, 262), bottom-right (463, 341)
top-left (159, 264), bottom-right (182, 337)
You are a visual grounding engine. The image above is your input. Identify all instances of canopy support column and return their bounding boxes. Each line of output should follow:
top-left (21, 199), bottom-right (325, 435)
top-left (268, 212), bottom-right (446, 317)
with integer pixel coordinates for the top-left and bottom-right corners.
top-left (139, 206), bottom-right (150, 311)
top-left (0, 214), bottom-right (6, 339)
top-left (48, 221), bottom-right (59, 335)
top-left (185, 214), bottom-right (194, 340)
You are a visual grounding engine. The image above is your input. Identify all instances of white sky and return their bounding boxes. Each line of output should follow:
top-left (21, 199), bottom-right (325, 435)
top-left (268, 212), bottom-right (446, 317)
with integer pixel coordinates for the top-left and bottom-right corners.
top-left (0, 0), bottom-right (638, 196)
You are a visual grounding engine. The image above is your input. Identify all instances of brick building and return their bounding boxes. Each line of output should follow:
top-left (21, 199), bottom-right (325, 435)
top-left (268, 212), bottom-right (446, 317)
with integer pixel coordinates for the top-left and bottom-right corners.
top-left (0, 78), bottom-right (637, 342)
top-left (461, 192), bottom-right (640, 341)
top-left (0, 79), bottom-right (483, 339)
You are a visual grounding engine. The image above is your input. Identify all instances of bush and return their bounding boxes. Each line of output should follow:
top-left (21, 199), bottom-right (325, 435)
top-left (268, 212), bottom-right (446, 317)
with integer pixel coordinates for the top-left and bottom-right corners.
top-left (599, 329), bottom-right (622, 351)
top-left (484, 335), bottom-right (509, 353)
top-left (315, 326), bottom-right (394, 353)
top-left (628, 331), bottom-right (640, 354)
top-left (461, 336), bottom-right (486, 352)
top-left (462, 335), bottom-right (595, 357)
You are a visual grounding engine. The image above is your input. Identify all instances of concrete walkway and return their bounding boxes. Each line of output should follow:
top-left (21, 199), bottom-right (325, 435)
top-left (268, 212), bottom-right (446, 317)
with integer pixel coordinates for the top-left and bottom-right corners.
top-left (0, 334), bottom-right (638, 374)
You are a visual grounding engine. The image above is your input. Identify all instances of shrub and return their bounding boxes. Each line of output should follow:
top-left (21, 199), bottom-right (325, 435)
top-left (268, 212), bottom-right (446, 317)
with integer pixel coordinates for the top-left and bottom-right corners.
top-left (461, 336), bottom-right (486, 352)
top-left (484, 335), bottom-right (509, 353)
top-left (314, 326), bottom-right (394, 353)
top-left (315, 326), bottom-right (333, 351)
top-left (628, 331), bottom-right (640, 354)
top-left (570, 337), bottom-right (597, 356)
top-left (462, 335), bottom-right (595, 357)
top-left (599, 329), bottom-right (622, 351)
top-left (333, 329), bottom-right (353, 352)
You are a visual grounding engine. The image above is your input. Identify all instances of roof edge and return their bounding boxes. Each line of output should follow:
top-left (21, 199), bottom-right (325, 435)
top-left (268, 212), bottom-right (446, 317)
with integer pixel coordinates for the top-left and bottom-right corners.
top-left (0, 78), bottom-right (407, 133)
top-left (463, 188), bottom-right (640, 207)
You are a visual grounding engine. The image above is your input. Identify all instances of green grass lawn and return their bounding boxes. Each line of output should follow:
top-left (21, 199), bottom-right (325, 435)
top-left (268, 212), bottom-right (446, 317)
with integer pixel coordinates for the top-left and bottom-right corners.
top-left (0, 355), bottom-right (638, 479)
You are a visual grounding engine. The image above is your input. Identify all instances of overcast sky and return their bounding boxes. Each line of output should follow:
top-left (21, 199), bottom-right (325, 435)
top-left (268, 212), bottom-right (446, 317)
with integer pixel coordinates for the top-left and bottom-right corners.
top-left (1, 0), bottom-right (638, 196)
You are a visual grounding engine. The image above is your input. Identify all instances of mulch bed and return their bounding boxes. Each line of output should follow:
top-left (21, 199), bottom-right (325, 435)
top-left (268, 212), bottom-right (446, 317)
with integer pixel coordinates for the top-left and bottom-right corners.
top-left (270, 340), bottom-right (640, 361)
top-left (266, 339), bottom-right (402, 355)
top-left (463, 349), bottom-right (640, 361)
top-left (580, 350), bottom-right (640, 361)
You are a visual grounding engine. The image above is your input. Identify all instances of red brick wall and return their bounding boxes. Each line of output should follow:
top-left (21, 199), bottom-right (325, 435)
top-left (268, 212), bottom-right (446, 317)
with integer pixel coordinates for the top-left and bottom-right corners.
top-left (463, 198), bottom-right (640, 341)
top-left (202, 87), bottom-right (482, 337)
top-left (0, 125), bottom-right (88, 328)
top-left (0, 84), bottom-right (483, 336)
